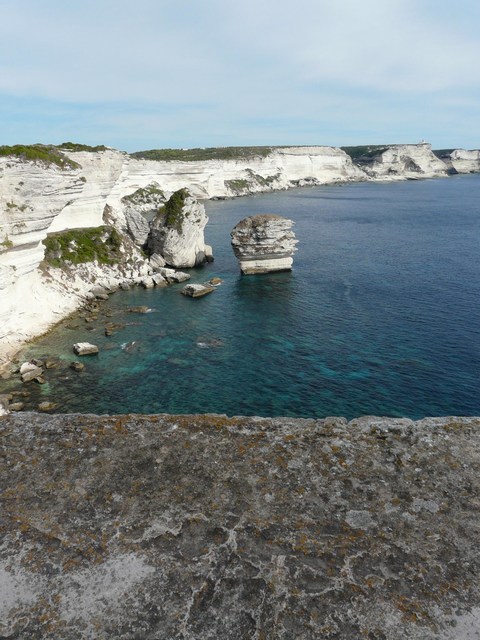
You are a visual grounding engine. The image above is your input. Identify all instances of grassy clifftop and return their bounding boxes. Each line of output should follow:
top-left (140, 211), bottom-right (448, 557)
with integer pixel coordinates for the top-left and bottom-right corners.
top-left (0, 144), bottom-right (80, 169)
top-left (130, 146), bottom-right (281, 162)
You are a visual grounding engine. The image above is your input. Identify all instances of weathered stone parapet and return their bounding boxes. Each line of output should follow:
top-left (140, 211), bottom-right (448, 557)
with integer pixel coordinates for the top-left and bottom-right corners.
top-left (1, 412), bottom-right (479, 639)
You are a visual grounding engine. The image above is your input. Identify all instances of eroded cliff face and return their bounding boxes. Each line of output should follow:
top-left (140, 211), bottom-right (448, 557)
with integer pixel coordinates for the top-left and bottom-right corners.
top-left (356, 143), bottom-right (448, 180)
top-left (0, 412), bottom-right (479, 639)
top-left (448, 149), bottom-right (480, 174)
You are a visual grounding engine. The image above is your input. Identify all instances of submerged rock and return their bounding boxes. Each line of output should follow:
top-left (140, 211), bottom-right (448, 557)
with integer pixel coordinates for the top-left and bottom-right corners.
top-left (128, 306), bottom-right (149, 314)
top-left (231, 214), bottom-right (298, 274)
top-left (70, 361), bottom-right (85, 371)
top-left (37, 401), bottom-right (57, 412)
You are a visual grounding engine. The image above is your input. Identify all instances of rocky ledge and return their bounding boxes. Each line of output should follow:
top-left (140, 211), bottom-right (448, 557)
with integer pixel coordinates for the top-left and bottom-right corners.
top-left (231, 214), bottom-right (298, 274)
top-left (0, 412), bottom-right (479, 639)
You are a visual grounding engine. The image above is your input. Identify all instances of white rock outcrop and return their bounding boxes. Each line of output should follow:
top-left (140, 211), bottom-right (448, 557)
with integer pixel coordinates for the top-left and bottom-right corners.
top-left (231, 215), bottom-right (298, 275)
top-left (358, 143), bottom-right (448, 180)
top-left (146, 190), bottom-right (210, 268)
top-left (448, 149), bottom-right (480, 174)
top-left (73, 342), bottom-right (99, 356)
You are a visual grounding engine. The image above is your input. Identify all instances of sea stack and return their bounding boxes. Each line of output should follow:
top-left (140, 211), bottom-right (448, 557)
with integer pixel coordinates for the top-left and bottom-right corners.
top-left (230, 214), bottom-right (298, 275)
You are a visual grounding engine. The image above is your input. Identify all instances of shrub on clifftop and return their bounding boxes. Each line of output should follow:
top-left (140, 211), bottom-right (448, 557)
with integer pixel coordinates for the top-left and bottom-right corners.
top-left (160, 188), bottom-right (190, 232)
top-left (0, 145), bottom-right (80, 170)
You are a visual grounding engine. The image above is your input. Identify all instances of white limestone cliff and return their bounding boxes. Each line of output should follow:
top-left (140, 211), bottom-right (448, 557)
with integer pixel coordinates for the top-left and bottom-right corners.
top-left (357, 143), bottom-right (448, 180)
top-left (448, 149), bottom-right (480, 174)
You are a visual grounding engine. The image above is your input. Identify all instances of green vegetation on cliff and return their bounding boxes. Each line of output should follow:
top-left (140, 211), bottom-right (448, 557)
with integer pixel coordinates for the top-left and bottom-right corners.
top-left (341, 145), bottom-right (389, 161)
top-left (57, 142), bottom-right (109, 152)
top-left (122, 183), bottom-right (165, 204)
top-left (43, 226), bottom-right (122, 267)
top-left (157, 188), bottom-right (190, 232)
top-left (433, 149), bottom-right (455, 159)
top-left (131, 146), bottom-right (279, 162)
top-left (0, 144), bottom-right (80, 170)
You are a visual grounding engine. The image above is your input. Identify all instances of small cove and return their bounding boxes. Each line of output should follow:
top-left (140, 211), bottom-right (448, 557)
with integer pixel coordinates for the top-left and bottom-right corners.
top-left (3, 174), bottom-right (480, 418)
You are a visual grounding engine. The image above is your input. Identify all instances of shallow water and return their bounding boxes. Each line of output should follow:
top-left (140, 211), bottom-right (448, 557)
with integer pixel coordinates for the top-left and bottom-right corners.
top-left (6, 174), bottom-right (480, 418)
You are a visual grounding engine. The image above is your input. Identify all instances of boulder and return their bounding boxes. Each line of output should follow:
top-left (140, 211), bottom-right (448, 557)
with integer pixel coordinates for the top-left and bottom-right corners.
top-left (230, 214), bottom-right (298, 274)
top-left (104, 322), bottom-right (124, 336)
top-left (158, 268), bottom-right (191, 284)
top-left (38, 401), bottom-right (58, 412)
top-left (73, 342), bottom-right (99, 356)
top-left (20, 361), bottom-right (39, 375)
top-left (91, 286), bottom-right (110, 300)
top-left (152, 273), bottom-right (167, 287)
top-left (181, 283), bottom-right (215, 298)
top-left (205, 244), bottom-right (214, 263)
top-left (149, 253), bottom-right (166, 270)
top-left (0, 394), bottom-right (11, 415)
top-left (20, 363), bottom-right (44, 383)
top-left (128, 306), bottom-right (149, 314)
top-left (140, 278), bottom-right (155, 289)
top-left (70, 361), bottom-right (85, 371)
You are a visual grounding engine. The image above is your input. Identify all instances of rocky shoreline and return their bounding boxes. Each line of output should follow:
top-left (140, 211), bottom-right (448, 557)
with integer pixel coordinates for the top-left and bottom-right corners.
top-left (0, 412), bottom-right (479, 638)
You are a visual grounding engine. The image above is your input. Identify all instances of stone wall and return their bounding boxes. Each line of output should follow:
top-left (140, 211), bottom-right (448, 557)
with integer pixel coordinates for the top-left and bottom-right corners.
top-left (1, 412), bottom-right (479, 639)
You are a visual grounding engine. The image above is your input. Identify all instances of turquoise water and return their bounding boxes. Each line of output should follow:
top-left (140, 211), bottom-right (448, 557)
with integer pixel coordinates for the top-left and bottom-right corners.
top-left (7, 174), bottom-right (480, 418)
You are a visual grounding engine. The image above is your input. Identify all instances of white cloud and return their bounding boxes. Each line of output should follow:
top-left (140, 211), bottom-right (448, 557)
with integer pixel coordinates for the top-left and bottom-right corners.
top-left (0, 0), bottom-right (479, 148)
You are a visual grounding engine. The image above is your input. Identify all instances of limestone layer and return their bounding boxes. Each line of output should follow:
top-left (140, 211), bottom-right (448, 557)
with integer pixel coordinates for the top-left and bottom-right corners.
top-left (0, 412), bottom-right (479, 639)
top-left (448, 149), bottom-right (480, 174)
top-left (231, 214), bottom-right (298, 274)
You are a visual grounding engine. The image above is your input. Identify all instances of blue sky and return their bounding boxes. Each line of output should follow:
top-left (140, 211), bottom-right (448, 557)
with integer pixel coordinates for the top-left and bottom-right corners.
top-left (1, 0), bottom-right (479, 151)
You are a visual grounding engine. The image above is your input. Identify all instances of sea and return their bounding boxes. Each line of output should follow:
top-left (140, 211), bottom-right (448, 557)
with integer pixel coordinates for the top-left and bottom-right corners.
top-left (5, 173), bottom-right (480, 419)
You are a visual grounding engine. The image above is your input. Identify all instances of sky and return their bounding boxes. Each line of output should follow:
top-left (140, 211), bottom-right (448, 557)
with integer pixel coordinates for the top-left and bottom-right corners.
top-left (1, 0), bottom-right (479, 152)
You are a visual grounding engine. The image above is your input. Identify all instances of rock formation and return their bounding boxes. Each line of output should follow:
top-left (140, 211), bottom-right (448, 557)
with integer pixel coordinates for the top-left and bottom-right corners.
top-left (73, 342), bottom-right (99, 355)
top-left (352, 143), bottom-right (448, 180)
top-left (0, 412), bottom-right (479, 639)
top-left (231, 214), bottom-right (298, 274)
top-left (146, 189), bottom-right (211, 268)
top-left (181, 283), bottom-right (215, 297)
top-left (447, 149), bottom-right (480, 174)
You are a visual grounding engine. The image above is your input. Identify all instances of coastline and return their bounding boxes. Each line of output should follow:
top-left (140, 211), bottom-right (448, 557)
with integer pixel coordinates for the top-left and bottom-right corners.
top-left (0, 143), bottom-right (478, 372)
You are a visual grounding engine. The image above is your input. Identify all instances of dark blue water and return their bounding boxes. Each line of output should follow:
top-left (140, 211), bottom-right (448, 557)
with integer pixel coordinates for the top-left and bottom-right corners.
top-left (11, 174), bottom-right (480, 418)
